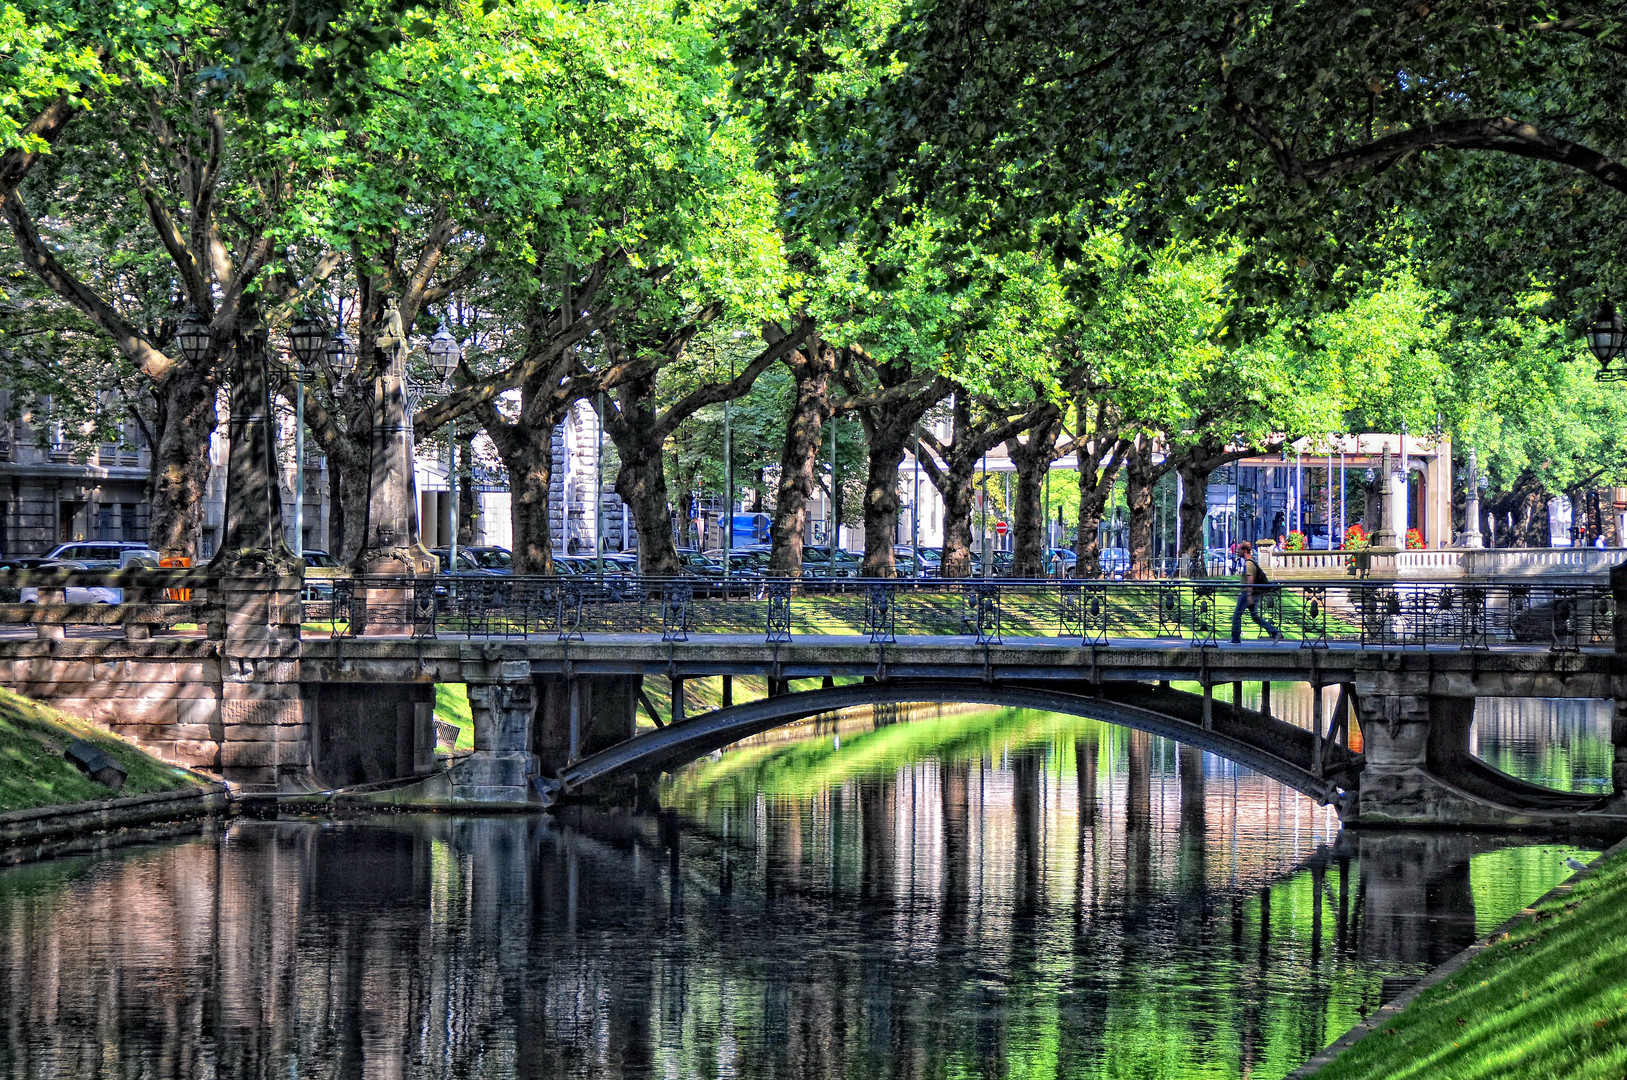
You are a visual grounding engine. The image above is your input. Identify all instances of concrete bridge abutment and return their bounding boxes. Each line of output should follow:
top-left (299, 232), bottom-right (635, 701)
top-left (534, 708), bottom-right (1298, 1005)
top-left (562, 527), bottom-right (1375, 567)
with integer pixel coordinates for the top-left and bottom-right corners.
top-left (440, 660), bottom-right (643, 803)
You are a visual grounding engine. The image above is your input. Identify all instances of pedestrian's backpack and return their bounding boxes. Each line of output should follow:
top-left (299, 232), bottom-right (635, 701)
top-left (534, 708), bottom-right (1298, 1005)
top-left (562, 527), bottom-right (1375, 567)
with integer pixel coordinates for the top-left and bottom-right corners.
top-left (1252, 558), bottom-right (1270, 586)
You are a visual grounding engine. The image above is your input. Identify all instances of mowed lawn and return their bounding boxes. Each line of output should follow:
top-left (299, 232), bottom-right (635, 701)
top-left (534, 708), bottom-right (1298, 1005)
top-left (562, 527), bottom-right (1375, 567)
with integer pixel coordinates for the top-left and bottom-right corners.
top-left (1316, 845), bottom-right (1627, 1079)
top-left (0, 685), bottom-right (204, 812)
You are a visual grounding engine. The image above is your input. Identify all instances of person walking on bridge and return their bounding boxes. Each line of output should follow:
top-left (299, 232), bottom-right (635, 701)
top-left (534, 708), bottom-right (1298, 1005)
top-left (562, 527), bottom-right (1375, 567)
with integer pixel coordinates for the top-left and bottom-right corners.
top-left (1230, 541), bottom-right (1283, 644)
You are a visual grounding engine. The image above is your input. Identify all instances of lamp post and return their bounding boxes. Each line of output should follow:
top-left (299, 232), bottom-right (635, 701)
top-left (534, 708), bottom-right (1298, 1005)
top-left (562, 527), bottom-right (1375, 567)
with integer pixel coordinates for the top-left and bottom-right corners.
top-left (829, 414), bottom-right (838, 578)
top-left (913, 424), bottom-right (921, 578)
top-left (425, 323), bottom-right (461, 572)
top-left (287, 311), bottom-right (329, 556)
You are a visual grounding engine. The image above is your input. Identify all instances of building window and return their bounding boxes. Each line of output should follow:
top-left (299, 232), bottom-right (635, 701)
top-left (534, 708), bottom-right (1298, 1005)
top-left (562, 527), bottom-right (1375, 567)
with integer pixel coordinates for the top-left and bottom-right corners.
top-left (96, 503), bottom-right (114, 540)
top-left (120, 503), bottom-right (145, 543)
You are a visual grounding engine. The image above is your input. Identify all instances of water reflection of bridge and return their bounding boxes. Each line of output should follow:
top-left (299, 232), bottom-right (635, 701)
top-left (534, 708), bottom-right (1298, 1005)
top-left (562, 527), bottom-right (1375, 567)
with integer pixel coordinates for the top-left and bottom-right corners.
top-left (0, 725), bottom-right (1600, 1079)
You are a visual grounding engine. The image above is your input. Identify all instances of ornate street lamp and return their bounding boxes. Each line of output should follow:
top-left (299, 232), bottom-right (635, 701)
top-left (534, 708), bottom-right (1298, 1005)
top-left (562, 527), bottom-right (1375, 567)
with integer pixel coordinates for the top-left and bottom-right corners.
top-left (1587, 300), bottom-right (1626, 381)
top-left (289, 311), bottom-right (329, 378)
top-left (426, 323), bottom-right (460, 391)
top-left (286, 310), bottom-right (330, 556)
top-left (174, 309), bottom-right (214, 365)
top-left (324, 328), bottom-right (356, 384)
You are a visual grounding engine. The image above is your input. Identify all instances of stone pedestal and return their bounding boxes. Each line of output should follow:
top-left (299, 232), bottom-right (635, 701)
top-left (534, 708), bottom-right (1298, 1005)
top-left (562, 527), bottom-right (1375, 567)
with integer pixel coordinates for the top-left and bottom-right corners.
top-left (214, 570), bottom-right (308, 790)
top-left (1458, 449), bottom-right (1485, 548)
top-left (207, 312), bottom-right (310, 791)
top-left (353, 298), bottom-right (436, 634)
top-left (449, 660), bottom-right (538, 803)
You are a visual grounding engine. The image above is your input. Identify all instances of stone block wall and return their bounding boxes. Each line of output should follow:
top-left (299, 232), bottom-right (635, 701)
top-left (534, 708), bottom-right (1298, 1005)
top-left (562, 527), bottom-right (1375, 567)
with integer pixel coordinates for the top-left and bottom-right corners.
top-left (0, 650), bottom-right (224, 770)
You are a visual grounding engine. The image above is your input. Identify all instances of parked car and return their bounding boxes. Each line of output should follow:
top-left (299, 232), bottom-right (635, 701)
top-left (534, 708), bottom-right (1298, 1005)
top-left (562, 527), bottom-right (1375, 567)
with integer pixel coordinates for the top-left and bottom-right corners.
top-left (801, 545), bottom-right (861, 579)
top-left (912, 547), bottom-right (942, 577)
top-left (300, 549), bottom-right (344, 602)
top-left (19, 560), bottom-right (123, 604)
top-left (42, 541), bottom-right (156, 568)
top-left (464, 546), bottom-right (513, 572)
top-left (0, 556), bottom-right (55, 572)
top-left (604, 552), bottom-right (641, 575)
top-left (1205, 547), bottom-right (1242, 575)
top-left (706, 550), bottom-right (770, 579)
top-left (1097, 547), bottom-right (1131, 579)
top-left (430, 547), bottom-right (500, 576)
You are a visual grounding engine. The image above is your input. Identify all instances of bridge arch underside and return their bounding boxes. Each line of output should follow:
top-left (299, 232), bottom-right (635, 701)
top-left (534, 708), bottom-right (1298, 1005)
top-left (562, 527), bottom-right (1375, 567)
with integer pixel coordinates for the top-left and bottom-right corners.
top-left (558, 680), bottom-right (1359, 808)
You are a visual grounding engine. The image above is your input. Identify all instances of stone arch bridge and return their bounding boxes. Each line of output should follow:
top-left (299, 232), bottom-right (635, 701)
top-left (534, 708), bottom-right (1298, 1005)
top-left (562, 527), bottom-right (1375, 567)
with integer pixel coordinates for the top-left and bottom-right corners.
top-left (1, 307), bottom-right (1620, 830)
top-left (0, 567), bottom-right (1624, 830)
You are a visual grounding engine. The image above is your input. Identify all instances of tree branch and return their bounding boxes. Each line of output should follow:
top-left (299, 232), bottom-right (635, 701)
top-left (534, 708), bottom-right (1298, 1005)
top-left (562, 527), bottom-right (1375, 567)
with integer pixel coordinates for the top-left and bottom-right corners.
top-left (0, 95), bottom-right (78, 203)
top-left (652, 319), bottom-right (815, 439)
top-left (1225, 92), bottom-right (1627, 194)
top-left (2, 192), bottom-right (173, 378)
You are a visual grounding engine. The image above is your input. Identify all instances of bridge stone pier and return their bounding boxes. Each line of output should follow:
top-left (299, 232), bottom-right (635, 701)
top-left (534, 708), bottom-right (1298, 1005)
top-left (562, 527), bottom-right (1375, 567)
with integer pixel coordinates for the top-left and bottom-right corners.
top-left (452, 660), bottom-right (538, 802)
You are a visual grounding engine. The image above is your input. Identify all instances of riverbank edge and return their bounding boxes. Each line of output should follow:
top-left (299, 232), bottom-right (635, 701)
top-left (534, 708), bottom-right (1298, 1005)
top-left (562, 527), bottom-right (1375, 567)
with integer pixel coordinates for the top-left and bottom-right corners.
top-left (1287, 831), bottom-right (1627, 1078)
top-left (0, 783), bottom-right (236, 861)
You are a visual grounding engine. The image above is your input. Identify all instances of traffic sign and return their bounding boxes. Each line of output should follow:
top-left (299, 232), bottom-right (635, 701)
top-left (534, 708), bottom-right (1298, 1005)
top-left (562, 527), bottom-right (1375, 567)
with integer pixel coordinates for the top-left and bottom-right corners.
top-left (995, 520), bottom-right (1009, 536)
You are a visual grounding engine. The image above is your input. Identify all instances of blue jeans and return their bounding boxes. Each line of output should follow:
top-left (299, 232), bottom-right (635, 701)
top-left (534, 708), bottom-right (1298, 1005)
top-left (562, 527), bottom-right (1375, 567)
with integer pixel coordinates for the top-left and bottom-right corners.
top-left (1231, 592), bottom-right (1281, 642)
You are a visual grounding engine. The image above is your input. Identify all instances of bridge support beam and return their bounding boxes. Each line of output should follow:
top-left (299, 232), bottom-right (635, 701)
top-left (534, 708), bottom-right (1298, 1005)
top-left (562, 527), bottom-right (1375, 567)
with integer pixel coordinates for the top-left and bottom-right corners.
top-left (449, 660), bottom-right (538, 803)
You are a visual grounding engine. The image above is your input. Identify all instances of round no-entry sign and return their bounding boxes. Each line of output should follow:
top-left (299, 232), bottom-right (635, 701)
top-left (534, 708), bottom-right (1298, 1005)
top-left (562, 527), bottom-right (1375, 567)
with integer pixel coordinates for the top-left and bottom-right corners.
top-left (995, 520), bottom-right (1009, 536)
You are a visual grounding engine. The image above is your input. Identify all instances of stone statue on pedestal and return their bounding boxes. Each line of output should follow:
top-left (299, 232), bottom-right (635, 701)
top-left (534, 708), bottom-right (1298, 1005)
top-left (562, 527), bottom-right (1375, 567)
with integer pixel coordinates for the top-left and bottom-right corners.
top-left (1458, 450), bottom-right (1485, 548)
top-left (1372, 446), bottom-right (1399, 548)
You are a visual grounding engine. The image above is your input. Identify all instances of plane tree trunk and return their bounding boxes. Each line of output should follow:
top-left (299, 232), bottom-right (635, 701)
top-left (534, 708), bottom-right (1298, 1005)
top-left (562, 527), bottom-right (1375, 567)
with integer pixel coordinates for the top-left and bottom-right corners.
top-left (1071, 400), bottom-right (1131, 579)
top-left (1005, 405), bottom-right (1064, 577)
top-left (844, 365), bottom-right (952, 578)
top-left (917, 396), bottom-right (1043, 578)
top-left (768, 332), bottom-right (836, 575)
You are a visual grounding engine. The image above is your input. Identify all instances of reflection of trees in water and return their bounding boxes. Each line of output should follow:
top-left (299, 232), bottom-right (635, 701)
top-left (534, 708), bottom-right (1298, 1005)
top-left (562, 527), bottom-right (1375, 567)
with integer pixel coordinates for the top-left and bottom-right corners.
top-left (0, 719), bottom-right (1596, 1080)
top-left (1470, 696), bottom-right (1612, 793)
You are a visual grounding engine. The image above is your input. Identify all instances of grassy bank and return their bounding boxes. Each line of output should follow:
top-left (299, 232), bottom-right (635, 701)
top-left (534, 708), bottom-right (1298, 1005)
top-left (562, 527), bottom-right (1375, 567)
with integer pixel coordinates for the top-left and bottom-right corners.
top-left (433, 684), bottom-right (475, 751)
top-left (0, 686), bottom-right (204, 813)
top-left (1316, 844), bottom-right (1627, 1080)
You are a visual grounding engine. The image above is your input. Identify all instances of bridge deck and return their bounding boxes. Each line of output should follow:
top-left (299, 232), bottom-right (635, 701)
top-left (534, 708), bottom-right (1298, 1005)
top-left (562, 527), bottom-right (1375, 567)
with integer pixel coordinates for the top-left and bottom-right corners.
top-left (0, 628), bottom-right (1613, 697)
top-left (290, 632), bottom-right (1618, 698)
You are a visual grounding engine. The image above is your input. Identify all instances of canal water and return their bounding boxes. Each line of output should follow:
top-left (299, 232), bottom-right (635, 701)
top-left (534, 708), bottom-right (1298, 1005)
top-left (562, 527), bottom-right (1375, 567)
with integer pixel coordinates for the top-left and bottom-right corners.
top-left (0, 695), bottom-right (1611, 1079)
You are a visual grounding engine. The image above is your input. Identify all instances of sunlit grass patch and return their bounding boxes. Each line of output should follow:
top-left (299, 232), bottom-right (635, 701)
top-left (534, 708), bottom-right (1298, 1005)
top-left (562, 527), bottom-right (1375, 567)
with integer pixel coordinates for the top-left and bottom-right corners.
top-left (0, 686), bottom-right (204, 812)
top-left (433, 684), bottom-right (474, 751)
top-left (1317, 845), bottom-right (1627, 1080)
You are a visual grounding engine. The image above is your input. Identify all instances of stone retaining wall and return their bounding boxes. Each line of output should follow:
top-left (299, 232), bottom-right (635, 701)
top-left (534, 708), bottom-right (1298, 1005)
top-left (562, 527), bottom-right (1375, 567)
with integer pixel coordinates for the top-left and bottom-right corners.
top-left (0, 644), bottom-right (223, 771)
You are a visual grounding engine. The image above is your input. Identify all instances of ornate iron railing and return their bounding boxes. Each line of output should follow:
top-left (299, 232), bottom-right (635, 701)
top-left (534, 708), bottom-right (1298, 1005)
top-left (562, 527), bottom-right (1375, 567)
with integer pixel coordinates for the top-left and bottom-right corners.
top-left (307, 574), bottom-right (1617, 652)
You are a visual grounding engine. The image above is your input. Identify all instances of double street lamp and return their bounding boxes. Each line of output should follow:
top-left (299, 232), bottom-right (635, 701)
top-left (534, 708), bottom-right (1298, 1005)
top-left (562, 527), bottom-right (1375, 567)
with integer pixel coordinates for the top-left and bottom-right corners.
top-left (284, 307), bottom-right (461, 564)
top-left (174, 304), bottom-right (463, 563)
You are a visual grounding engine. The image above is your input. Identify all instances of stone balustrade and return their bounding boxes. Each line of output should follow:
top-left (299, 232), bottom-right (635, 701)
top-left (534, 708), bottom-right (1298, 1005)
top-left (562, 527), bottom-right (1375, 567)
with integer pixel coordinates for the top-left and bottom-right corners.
top-left (1261, 546), bottom-right (1627, 580)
